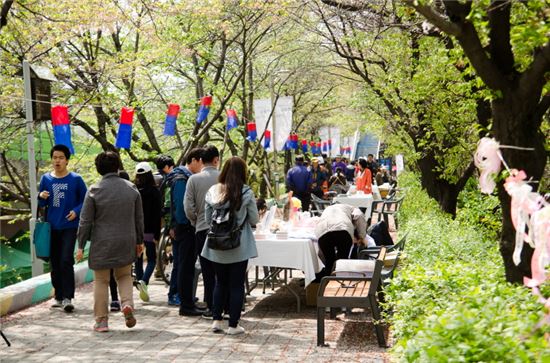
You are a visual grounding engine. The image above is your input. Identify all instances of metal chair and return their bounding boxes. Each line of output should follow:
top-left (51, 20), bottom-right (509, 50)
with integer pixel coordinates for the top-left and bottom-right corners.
top-left (310, 194), bottom-right (331, 216)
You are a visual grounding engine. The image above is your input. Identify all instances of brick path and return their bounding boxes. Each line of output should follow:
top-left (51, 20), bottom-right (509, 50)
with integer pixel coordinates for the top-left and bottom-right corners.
top-left (1, 271), bottom-right (389, 362)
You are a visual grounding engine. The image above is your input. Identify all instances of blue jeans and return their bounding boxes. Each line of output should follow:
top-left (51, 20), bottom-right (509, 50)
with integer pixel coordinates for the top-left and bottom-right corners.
top-left (135, 241), bottom-right (157, 285)
top-left (168, 236), bottom-right (180, 298)
top-left (50, 228), bottom-right (77, 300)
top-left (212, 260), bottom-right (248, 328)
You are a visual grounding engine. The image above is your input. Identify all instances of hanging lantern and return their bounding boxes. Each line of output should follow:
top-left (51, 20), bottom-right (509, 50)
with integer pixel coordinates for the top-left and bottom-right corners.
top-left (226, 109), bottom-right (239, 131)
top-left (196, 95), bottom-right (212, 124)
top-left (246, 122), bottom-right (257, 142)
top-left (163, 104), bottom-right (180, 136)
top-left (51, 105), bottom-right (74, 154)
top-left (115, 107), bottom-right (134, 149)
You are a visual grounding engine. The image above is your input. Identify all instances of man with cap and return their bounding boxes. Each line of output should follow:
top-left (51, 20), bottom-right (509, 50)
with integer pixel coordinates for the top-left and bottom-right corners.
top-left (309, 157), bottom-right (327, 198)
top-left (286, 155), bottom-right (313, 211)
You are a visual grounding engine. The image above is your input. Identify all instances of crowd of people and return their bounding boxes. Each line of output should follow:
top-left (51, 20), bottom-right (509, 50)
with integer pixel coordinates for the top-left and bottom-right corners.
top-left (37, 144), bottom-right (394, 334)
top-left (286, 153), bottom-right (395, 211)
top-left (39, 144), bottom-right (259, 334)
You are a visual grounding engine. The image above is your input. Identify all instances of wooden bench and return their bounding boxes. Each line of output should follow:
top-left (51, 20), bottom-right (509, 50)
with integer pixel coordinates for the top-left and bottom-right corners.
top-left (316, 247), bottom-right (387, 347)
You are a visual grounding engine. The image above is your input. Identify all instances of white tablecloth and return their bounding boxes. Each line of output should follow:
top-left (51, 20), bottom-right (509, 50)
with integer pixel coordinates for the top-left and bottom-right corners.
top-left (333, 194), bottom-right (375, 217)
top-left (249, 237), bottom-right (323, 286)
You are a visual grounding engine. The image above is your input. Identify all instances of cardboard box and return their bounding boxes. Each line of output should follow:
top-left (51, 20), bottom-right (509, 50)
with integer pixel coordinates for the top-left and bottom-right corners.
top-left (305, 282), bottom-right (320, 306)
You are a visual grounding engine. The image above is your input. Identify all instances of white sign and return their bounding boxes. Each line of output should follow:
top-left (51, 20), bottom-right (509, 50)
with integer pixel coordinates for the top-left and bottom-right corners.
top-left (253, 96), bottom-right (293, 152)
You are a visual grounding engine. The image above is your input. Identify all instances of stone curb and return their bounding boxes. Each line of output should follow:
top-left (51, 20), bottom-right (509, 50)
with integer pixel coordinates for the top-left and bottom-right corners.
top-left (0, 261), bottom-right (93, 316)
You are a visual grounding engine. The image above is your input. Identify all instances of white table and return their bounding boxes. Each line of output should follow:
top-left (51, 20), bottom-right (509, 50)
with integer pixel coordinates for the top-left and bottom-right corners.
top-left (333, 194), bottom-right (375, 218)
top-left (249, 236), bottom-right (324, 312)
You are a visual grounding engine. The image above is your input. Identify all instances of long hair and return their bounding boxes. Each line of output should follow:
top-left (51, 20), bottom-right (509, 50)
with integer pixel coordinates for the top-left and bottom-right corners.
top-left (218, 157), bottom-right (247, 210)
top-left (135, 171), bottom-right (155, 188)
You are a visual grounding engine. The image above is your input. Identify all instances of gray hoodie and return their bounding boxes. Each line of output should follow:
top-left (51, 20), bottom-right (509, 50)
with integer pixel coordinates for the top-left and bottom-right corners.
top-left (201, 184), bottom-right (259, 264)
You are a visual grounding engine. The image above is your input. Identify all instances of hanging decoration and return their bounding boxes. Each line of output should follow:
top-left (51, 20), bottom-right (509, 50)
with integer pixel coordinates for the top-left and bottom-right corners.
top-left (115, 107), bottom-right (134, 149)
top-left (263, 130), bottom-right (271, 149)
top-left (196, 95), bottom-right (213, 124)
top-left (328, 139), bottom-right (332, 152)
top-left (316, 142), bottom-right (322, 155)
top-left (51, 105), bottom-right (75, 154)
top-left (290, 133), bottom-right (299, 150)
top-left (246, 122), bottom-right (257, 142)
top-left (226, 109), bottom-right (239, 131)
top-left (474, 137), bottom-right (549, 329)
top-left (301, 139), bottom-right (308, 153)
top-left (322, 141), bottom-right (327, 152)
top-left (163, 104), bottom-right (180, 136)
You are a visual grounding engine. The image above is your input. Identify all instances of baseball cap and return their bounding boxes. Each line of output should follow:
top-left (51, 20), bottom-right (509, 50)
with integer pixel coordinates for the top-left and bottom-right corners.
top-left (135, 161), bottom-right (152, 174)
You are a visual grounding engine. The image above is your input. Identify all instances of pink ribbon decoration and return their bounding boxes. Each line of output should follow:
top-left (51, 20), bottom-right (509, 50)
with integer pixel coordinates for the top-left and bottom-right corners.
top-left (474, 137), bottom-right (502, 194)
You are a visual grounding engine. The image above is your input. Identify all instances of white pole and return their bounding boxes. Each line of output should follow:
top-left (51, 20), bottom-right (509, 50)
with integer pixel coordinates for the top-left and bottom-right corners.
top-left (23, 60), bottom-right (43, 276)
top-left (270, 75), bottom-right (279, 199)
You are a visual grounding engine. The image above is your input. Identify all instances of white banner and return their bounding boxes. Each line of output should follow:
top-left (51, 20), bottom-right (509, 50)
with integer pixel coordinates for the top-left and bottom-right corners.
top-left (351, 129), bottom-right (360, 160)
top-left (318, 126), bottom-right (341, 157)
top-left (253, 96), bottom-right (293, 152)
top-left (396, 154), bottom-right (404, 175)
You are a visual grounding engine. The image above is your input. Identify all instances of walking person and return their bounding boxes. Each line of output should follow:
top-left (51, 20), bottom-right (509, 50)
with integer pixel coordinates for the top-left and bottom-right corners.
top-left (202, 157), bottom-right (259, 335)
top-left (133, 162), bottom-right (162, 302)
top-left (286, 155), bottom-right (313, 211)
top-left (184, 145), bottom-right (220, 318)
top-left (38, 144), bottom-right (87, 312)
top-left (75, 151), bottom-right (144, 332)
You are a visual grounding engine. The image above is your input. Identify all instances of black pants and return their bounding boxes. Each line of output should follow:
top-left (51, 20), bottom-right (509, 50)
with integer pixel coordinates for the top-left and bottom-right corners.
top-left (196, 230), bottom-right (215, 310)
top-left (212, 260), bottom-right (248, 328)
top-left (50, 228), bottom-right (77, 300)
top-left (176, 224), bottom-right (197, 309)
top-left (294, 191), bottom-right (311, 212)
top-left (109, 269), bottom-right (118, 301)
top-left (318, 230), bottom-right (353, 277)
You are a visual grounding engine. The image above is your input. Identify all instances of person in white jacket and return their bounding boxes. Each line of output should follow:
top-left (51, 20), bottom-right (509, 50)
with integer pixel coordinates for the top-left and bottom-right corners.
top-left (314, 204), bottom-right (367, 277)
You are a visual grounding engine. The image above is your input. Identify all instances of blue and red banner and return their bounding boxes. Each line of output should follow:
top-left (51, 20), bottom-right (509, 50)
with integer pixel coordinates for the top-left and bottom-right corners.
top-left (263, 130), bottom-right (271, 149)
top-left (322, 141), bottom-right (327, 152)
top-left (115, 107), bottom-right (134, 149)
top-left (246, 122), bottom-right (257, 142)
top-left (196, 95), bottom-right (212, 124)
top-left (226, 109), bottom-right (238, 131)
top-left (51, 105), bottom-right (74, 154)
top-left (163, 104), bottom-right (180, 136)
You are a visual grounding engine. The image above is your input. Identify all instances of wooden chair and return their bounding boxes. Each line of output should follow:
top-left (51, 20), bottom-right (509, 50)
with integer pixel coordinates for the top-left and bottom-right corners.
top-left (317, 247), bottom-right (387, 347)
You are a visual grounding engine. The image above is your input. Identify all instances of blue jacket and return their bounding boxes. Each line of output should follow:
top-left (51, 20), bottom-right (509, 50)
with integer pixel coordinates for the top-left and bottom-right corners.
top-left (201, 184), bottom-right (259, 264)
top-left (286, 164), bottom-right (312, 194)
top-left (166, 166), bottom-right (192, 227)
top-left (38, 172), bottom-right (87, 230)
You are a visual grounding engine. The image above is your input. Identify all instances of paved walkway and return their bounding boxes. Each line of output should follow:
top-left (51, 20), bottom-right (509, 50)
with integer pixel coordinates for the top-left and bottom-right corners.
top-left (1, 271), bottom-right (389, 362)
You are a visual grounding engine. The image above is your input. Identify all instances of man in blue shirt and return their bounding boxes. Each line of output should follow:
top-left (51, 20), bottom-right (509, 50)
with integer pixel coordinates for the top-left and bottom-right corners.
top-left (38, 144), bottom-right (87, 312)
top-left (286, 155), bottom-right (313, 211)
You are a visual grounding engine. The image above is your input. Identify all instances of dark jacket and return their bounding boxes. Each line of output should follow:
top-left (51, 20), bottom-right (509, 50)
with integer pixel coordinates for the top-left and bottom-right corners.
top-left (166, 166), bottom-right (193, 227)
top-left (139, 185), bottom-right (162, 241)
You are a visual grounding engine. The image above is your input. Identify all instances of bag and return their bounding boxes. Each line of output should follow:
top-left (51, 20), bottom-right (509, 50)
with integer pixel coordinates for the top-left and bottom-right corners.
top-left (33, 209), bottom-right (51, 261)
top-left (207, 188), bottom-right (250, 251)
top-left (367, 220), bottom-right (393, 246)
top-left (207, 204), bottom-right (245, 251)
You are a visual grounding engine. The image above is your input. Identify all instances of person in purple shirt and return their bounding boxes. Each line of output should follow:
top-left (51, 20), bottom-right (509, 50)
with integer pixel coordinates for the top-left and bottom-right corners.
top-left (331, 155), bottom-right (347, 174)
top-left (38, 145), bottom-right (87, 312)
top-left (286, 155), bottom-right (313, 211)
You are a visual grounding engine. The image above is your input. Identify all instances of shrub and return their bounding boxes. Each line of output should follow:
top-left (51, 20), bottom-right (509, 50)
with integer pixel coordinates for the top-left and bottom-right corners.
top-left (385, 172), bottom-right (549, 362)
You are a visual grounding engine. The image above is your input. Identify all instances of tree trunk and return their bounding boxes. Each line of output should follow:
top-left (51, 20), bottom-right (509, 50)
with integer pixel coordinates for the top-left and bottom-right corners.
top-left (492, 95), bottom-right (547, 283)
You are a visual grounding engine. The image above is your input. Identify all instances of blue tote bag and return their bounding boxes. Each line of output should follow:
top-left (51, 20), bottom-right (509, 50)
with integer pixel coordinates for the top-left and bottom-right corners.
top-left (33, 208), bottom-right (51, 262)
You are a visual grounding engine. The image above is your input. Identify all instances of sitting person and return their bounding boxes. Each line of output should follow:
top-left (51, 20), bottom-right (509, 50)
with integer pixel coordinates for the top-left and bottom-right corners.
top-left (314, 204), bottom-right (367, 279)
top-left (328, 167), bottom-right (349, 194)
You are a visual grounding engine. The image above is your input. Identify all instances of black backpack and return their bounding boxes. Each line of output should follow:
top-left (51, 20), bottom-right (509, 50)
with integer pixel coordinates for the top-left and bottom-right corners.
top-left (206, 188), bottom-right (250, 251)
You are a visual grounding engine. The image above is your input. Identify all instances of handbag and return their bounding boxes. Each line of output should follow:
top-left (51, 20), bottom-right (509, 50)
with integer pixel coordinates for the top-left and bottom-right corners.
top-left (33, 207), bottom-right (51, 262)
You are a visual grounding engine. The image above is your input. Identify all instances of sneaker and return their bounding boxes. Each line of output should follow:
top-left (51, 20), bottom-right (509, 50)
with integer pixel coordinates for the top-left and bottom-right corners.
top-left (52, 299), bottom-right (63, 308)
top-left (212, 320), bottom-right (224, 333)
top-left (137, 280), bottom-right (150, 302)
top-left (62, 298), bottom-right (74, 312)
top-left (122, 305), bottom-right (136, 328)
top-left (110, 301), bottom-right (121, 312)
top-left (226, 325), bottom-right (245, 335)
top-left (168, 295), bottom-right (181, 306)
top-left (93, 318), bottom-right (109, 332)
top-left (202, 309), bottom-right (213, 320)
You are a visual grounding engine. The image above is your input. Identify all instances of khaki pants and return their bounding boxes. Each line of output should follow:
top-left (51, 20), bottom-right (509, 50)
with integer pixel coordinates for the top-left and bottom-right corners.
top-left (93, 264), bottom-right (133, 320)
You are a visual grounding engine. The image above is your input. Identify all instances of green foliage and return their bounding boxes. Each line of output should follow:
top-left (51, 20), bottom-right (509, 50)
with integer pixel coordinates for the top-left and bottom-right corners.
top-left (386, 172), bottom-right (549, 362)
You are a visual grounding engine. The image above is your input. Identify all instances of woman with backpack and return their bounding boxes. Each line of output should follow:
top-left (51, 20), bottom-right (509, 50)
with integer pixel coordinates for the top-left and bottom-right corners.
top-left (201, 157), bottom-right (259, 335)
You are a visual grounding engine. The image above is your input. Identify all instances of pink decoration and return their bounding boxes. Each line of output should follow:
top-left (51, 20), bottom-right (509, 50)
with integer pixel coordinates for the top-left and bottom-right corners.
top-left (474, 137), bottom-right (502, 194)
